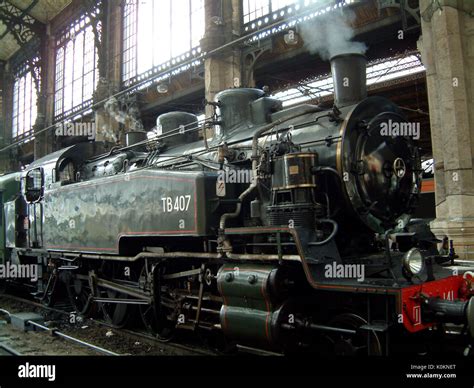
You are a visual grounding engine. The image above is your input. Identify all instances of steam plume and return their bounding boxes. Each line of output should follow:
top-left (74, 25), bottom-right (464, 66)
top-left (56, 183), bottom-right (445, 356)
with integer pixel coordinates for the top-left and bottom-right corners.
top-left (299, 10), bottom-right (367, 60)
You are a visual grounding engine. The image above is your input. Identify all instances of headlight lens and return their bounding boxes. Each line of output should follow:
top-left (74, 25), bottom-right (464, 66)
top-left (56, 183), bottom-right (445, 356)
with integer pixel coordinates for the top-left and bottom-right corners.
top-left (403, 248), bottom-right (425, 276)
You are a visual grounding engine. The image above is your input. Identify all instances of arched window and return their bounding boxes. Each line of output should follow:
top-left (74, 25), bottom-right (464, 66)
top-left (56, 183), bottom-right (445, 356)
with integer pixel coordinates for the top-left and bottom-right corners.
top-left (54, 10), bottom-right (100, 121)
top-left (12, 60), bottom-right (39, 140)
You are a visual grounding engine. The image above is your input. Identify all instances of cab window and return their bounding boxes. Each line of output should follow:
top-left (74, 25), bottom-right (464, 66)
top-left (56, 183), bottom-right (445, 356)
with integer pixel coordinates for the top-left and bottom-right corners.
top-left (25, 168), bottom-right (44, 202)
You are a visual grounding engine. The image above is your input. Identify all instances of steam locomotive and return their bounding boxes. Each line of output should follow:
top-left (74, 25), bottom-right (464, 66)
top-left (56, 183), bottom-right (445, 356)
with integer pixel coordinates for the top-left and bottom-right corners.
top-left (1, 53), bottom-right (473, 355)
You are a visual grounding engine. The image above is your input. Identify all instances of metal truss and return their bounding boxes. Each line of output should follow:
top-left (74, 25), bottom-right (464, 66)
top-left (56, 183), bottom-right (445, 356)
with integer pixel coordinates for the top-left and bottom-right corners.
top-left (0, 0), bottom-right (43, 45)
top-left (0, 0), bottom-right (43, 95)
top-left (273, 50), bottom-right (425, 106)
top-left (378, 0), bottom-right (421, 31)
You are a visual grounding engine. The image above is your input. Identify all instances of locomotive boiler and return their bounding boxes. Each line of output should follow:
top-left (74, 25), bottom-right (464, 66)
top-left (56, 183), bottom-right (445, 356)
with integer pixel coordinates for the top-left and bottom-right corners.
top-left (1, 53), bottom-right (473, 355)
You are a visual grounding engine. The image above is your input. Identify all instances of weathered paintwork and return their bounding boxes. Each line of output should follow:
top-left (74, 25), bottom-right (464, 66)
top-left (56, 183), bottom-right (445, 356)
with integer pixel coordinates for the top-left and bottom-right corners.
top-left (0, 173), bottom-right (22, 263)
top-left (42, 167), bottom-right (219, 253)
top-left (5, 200), bottom-right (19, 248)
top-left (218, 264), bottom-right (284, 348)
top-left (27, 142), bottom-right (107, 190)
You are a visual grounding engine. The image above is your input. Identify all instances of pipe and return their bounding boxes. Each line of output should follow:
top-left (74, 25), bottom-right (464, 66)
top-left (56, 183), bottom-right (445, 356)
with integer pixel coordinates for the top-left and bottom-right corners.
top-left (280, 322), bottom-right (356, 335)
top-left (218, 121), bottom-right (271, 230)
top-left (308, 323), bottom-right (357, 335)
top-left (312, 166), bottom-right (342, 182)
top-left (57, 251), bottom-right (221, 262)
top-left (226, 253), bottom-right (301, 261)
top-left (308, 218), bottom-right (338, 246)
top-left (219, 108), bottom-right (322, 232)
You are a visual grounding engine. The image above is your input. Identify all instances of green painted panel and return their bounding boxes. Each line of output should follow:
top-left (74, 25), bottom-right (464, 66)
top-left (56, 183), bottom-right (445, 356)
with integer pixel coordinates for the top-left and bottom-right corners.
top-left (43, 168), bottom-right (217, 253)
top-left (0, 173), bottom-right (22, 263)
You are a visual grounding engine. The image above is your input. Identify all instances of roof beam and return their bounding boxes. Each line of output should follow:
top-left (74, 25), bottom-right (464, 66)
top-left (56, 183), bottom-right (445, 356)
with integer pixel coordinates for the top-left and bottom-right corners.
top-left (0, 0), bottom-right (43, 44)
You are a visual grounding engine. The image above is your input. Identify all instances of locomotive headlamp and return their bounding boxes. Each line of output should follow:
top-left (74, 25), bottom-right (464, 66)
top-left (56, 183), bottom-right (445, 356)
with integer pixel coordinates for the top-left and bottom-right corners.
top-left (403, 248), bottom-right (425, 277)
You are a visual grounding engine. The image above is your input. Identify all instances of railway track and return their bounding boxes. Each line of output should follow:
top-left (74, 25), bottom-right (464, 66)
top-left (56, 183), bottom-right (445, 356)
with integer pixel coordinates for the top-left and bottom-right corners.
top-left (0, 293), bottom-right (218, 356)
top-left (0, 302), bottom-right (119, 356)
top-left (95, 320), bottom-right (217, 356)
top-left (0, 341), bottom-right (22, 355)
top-left (0, 292), bottom-right (282, 356)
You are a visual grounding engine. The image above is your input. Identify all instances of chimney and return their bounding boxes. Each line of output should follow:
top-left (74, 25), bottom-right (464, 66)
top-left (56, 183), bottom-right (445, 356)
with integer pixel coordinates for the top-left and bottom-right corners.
top-left (330, 53), bottom-right (367, 107)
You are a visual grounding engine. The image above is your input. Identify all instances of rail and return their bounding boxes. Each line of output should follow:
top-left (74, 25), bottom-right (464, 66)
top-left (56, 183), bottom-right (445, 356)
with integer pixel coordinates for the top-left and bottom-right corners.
top-left (26, 321), bottom-right (119, 356)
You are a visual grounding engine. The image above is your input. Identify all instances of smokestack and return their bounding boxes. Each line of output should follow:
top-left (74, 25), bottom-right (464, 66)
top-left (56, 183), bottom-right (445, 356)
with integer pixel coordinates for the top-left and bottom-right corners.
top-left (330, 53), bottom-right (367, 107)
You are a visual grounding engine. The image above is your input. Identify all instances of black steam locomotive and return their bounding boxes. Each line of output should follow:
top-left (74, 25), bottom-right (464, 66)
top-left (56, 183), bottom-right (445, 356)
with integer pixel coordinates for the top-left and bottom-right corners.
top-left (1, 53), bottom-right (473, 355)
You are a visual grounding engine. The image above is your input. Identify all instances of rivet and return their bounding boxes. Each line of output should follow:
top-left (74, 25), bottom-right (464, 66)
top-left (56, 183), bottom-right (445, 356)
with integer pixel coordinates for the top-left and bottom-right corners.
top-left (248, 274), bottom-right (258, 284)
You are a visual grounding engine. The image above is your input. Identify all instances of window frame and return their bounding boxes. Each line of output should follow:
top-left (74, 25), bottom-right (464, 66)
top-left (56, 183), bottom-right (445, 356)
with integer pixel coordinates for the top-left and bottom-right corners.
top-left (11, 58), bottom-right (40, 141)
top-left (121, 0), bottom-right (205, 87)
top-left (53, 11), bottom-right (101, 122)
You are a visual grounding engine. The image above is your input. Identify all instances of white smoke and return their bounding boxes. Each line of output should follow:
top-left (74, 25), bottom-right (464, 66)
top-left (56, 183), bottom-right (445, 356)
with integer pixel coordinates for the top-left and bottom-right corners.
top-left (299, 10), bottom-right (367, 60)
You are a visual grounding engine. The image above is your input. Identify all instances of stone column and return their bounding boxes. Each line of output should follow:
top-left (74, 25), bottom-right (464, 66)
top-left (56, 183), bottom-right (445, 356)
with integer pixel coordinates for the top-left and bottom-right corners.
top-left (0, 62), bottom-right (4, 141)
top-left (201, 0), bottom-right (244, 121)
top-left (94, 0), bottom-right (122, 145)
top-left (417, 0), bottom-right (474, 259)
top-left (34, 26), bottom-right (54, 159)
top-left (0, 61), bottom-right (10, 172)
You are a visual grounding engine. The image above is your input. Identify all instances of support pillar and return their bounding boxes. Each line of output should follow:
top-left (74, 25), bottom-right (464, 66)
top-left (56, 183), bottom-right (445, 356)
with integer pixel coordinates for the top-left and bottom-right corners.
top-left (202, 0), bottom-right (244, 121)
top-left (94, 0), bottom-right (122, 145)
top-left (0, 61), bottom-right (10, 173)
top-left (34, 27), bottom-right (54, 159)
top-left (417, 0), bottom-right (474, 259)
